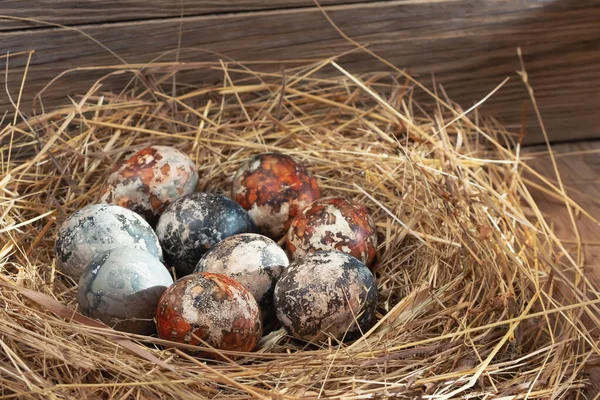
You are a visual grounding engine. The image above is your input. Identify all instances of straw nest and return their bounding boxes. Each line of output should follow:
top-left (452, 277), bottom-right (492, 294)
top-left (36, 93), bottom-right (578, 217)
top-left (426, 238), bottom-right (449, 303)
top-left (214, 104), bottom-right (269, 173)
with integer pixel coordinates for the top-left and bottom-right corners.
top-left (1, 56), bottom-right (599, 399)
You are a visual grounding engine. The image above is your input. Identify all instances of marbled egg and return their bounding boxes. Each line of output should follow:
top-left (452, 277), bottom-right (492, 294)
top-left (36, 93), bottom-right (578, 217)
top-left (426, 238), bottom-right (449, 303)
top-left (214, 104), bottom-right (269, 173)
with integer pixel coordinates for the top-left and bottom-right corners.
top-left (286, 197), bottom-right (377, 266)
top-left (156, 272), bottom-right (262, 353)
top-left (77, 247), bottom-right (174, 335)
top-left (274, 250), bottom-right (377, 342)
top-left (194, 233), bottom-right (289, 318)
top-left (100, 145), bottom-right (198, 225)
top-left (232, 153), bottom-right (320, 239)
top-left (156, 193), bottom-right (256, 276)
top-left (56, 204), bottom-right (163, 280)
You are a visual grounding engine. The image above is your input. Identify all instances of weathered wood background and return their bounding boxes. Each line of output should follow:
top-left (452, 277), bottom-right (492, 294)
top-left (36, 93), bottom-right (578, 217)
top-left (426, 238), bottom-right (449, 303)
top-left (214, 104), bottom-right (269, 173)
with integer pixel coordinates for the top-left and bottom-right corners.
top-left (1, 0), bottom-right (600, 144)
top-left (525, 140), bottom-right (600, 396)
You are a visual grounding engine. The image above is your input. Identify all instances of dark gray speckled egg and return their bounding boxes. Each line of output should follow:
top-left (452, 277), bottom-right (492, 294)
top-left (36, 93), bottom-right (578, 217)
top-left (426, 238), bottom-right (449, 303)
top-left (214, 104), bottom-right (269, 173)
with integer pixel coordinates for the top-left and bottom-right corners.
top-left (55, 204), bottom-right (163, 280)
top-left (274, 250), bottom-right (377, 342)
top-left (194, 233), bottom-right (289, 319)
top-left (77, 247), bottom-right (174, 335)
top-left (156, 193), bottom-right (256, 277)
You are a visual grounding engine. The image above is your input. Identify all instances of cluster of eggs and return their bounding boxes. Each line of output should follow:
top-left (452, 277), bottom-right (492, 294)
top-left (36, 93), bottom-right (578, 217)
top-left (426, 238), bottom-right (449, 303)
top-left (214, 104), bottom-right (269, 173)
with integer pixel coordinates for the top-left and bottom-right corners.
top-left (56, 146), bottom-right (379, 352)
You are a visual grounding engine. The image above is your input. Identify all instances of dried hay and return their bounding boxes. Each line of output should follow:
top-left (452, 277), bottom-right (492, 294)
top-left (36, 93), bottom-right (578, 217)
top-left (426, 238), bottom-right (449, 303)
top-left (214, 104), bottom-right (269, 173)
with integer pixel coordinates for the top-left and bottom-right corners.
top-left (1, 50), bottom-right (599, 399)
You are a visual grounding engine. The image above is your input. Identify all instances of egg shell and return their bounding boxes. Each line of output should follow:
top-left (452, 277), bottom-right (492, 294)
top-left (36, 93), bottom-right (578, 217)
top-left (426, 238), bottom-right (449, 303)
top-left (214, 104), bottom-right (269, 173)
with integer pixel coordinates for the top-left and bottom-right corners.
top-left (194, 233), bottom-right (289, 319)
top-left (274, 250), bottom-right (377, 342)
top-left (286, 197), bottom-right (377, 266)
top-left (100, 145), bottom-right (198, 225)
top-left (232, 153), bottom-right (320, 239)
top-left (77, 247), bottom-right (174, 335)
top-left (156, 272), bottom-right (262, 353)
top-left (55, 204), bottom-right (163, 280)
top-left (156, 193), bottom-right (256, 276)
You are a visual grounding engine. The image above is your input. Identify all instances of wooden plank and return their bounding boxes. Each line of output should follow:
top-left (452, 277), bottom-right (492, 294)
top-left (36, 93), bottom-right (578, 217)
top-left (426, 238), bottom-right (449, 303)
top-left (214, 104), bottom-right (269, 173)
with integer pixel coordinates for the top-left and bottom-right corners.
top-left (524, 140), bottom-right (600, 395)
top-left (526, 141), bottom-right (600, 282)
top-left (0, 0), bottom-right (373, 31)
top-left (2, 0), bottom-right (600, 143)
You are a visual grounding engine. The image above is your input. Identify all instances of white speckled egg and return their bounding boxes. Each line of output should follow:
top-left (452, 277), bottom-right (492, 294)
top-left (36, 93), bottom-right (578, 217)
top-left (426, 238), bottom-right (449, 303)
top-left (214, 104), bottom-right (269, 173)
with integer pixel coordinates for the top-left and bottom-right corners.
top-left (194, 233), bottom-right (289, 318)
top-left (77, 247), bottom-right (174, 334)
top-left (274, 250), bottom-right (377, 342)
top-left (100, 145), bottom-right (198, 225)
top-left (55, 204), bottom-right (163, 280)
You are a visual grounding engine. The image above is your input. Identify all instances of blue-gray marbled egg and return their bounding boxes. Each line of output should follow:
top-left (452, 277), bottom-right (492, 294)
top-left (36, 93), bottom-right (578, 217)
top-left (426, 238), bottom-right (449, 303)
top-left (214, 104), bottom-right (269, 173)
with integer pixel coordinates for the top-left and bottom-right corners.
top-left (55, 204), bottom-right (163, 280)
top-left (194, 233), bottom-right (289, 319)
top-left (274, 250), bottom-right (377, 342)
top-left (77, 247), bottom-right (174, 335)
top-left (156, 192), bottom-right (256, 277)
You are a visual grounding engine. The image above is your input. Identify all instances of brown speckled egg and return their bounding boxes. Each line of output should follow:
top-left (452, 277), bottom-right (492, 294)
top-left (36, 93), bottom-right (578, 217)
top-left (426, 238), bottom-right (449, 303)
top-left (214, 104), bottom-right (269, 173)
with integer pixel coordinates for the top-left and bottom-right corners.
top-left (100, 145), bottom-right (198, 225)
top-left (156, 272), bottom-right (262, 353)
top-left (274, 250), bottom-right (377, 342)
top-left (232, 153), bottom-right (320, 239)
top-left (286, 197), bottom-right (377, 266)
top-left (193, 233), bottom-right (289, 319)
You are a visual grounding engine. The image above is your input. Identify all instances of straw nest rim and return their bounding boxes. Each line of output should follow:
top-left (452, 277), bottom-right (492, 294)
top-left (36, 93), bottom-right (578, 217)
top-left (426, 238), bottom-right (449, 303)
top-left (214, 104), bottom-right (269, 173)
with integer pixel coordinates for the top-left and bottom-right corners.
top-left (1, 51), bottom-right (599, 399)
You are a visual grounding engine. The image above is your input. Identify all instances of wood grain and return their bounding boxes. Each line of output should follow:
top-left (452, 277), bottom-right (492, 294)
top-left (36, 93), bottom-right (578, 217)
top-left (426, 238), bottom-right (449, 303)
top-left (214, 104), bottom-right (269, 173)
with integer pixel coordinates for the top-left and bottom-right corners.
top-left (526, 141), bottom-right (600, 282)
top-left (1, 0), bottom-right (600, 143)
top-left (0, 0), bottom-right (373, 31)
top-left (524, 140), bottom-right (600, 395)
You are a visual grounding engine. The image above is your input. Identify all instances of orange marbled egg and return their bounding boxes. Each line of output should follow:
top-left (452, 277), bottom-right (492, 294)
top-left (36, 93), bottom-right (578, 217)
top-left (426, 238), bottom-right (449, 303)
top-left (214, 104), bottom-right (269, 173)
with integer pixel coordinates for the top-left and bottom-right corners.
top-left (286, 197), bottom-right (377, 266)
top-left (101, 145), bottom-right (198, 225)
top-left (232, 153), bottom-right (320, 239)
top-left (155, 272), bottom-right (262, 354)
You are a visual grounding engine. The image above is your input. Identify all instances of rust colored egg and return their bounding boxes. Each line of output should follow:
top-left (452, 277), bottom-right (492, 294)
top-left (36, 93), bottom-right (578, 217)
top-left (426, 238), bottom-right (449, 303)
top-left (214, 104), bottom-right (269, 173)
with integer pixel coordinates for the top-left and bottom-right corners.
top-left (286, 197), bottom-right (377, 266)
top-left (100, 145), bottom-right (198, 225)
top-left (232, 153), bottom-right (320, 239)
top-left (155, 272), bottom-right (262, 353)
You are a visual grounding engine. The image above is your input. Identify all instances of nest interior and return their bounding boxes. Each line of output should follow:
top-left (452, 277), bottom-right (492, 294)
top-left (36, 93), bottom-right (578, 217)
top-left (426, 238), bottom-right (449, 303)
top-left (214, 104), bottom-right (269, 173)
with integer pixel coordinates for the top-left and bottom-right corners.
top-left (1, 56), bottom-right (599, 399)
